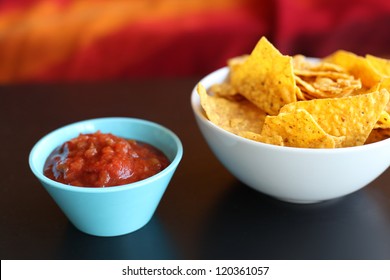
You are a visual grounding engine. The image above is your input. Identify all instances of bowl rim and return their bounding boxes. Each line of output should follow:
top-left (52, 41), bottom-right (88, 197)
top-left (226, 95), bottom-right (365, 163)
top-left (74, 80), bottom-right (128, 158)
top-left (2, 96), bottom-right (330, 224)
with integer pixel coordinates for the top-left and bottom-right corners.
top-left (191, 66), bottom-right (390, 154)
top-left (29, 117), bottom-right (183, 193)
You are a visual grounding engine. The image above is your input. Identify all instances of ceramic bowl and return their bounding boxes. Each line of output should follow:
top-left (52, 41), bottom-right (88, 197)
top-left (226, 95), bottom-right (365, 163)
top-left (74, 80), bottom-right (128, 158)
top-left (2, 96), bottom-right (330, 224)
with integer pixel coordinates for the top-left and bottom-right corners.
top-left (29, 117), bottom-right (183, 236)
top-left (191, 67), bottom-right (390, 203)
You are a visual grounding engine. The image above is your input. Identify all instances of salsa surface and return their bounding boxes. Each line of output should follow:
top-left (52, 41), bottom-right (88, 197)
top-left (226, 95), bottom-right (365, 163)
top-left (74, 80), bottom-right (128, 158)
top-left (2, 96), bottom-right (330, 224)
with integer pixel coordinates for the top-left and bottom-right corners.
top-left (44, 131), bottom-right (170, 187)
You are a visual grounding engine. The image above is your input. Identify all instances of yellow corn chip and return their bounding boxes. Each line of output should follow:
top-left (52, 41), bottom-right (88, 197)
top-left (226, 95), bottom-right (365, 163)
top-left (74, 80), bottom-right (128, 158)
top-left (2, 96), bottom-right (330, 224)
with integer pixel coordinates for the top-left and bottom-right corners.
top-left (377, 78), bottom-right (390, 113)
top-left (324, 50), bottom-right (382, 89)
top-left (279, 89), bottom-right (390, 146)
top-left (227, 55), bottom-right (249, 71)
top-left (260, 109), bottom-right (344, 148)
top-left (238, 131), bottom-right (284, 146)
top-left (293, 54), bottom-right (361, 100)
top-left (294, 84), bottom-right (307, 101)
top-left (202, 36), bottom-right (390, 148)
top-left (230, 36), bottom-right (296, 115)
top-left (209, 82), bottom-right (243, 102)
top-left (366, 54), bottom-right (390, 77)
top-left (197, 83), bottom-right (266, 134)
top-left (375, 111), bottom-right (390, 129)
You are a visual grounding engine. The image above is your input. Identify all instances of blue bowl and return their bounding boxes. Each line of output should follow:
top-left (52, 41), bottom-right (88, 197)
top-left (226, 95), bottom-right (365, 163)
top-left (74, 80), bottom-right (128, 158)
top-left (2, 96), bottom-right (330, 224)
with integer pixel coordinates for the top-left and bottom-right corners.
top-left (29, 117), bottom-right (183, 237)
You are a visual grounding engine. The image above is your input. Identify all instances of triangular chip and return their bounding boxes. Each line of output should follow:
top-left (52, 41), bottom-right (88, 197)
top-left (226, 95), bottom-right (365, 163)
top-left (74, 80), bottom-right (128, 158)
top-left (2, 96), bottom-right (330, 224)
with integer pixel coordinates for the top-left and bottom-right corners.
top-left (230, 36), bottom-right (296, 115)
top-left (260, 109), bottom-right (344, 148)
top-left (279, 89), bottom-right (390, 147)
top-left (197, 83), bottom-right (266, 134)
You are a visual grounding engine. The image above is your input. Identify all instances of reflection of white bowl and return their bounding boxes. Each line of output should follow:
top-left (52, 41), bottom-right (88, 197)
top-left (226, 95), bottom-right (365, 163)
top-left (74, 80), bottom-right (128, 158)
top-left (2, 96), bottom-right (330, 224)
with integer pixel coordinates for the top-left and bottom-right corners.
top-left (191, 67), bottom-right (390, 203)
top-left (29, 117), bottom-right (183, 236)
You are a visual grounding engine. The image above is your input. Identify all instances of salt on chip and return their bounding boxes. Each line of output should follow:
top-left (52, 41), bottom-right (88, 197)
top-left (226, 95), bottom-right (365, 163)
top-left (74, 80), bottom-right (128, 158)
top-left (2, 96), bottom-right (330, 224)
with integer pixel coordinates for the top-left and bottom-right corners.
top-left (230, 36), bottom-right (296, 115)
top-left (260, 109), bottom-right (344, 148)
top-left (279, 89), bottom-right (390, 147)
top-left (197, 83), bottom-right (266, 134)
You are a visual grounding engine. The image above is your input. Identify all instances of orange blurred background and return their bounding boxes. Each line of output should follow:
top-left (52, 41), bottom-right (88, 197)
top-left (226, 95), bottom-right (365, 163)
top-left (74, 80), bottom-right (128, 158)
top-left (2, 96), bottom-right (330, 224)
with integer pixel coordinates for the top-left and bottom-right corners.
top-left (1, 0), bottom-right (390, 83)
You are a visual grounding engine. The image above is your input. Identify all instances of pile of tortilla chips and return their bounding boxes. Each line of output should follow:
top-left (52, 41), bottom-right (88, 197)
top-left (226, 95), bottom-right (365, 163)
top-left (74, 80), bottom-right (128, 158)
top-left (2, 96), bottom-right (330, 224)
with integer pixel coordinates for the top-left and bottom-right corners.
top-left (197, 36), bottom-right (390, 148)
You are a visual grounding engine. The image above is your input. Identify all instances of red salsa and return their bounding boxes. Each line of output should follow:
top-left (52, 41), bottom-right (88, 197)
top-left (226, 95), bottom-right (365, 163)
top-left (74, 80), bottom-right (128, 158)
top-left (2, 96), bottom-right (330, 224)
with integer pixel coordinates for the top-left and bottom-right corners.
top-left (44, 131), bottom-right (170, 187)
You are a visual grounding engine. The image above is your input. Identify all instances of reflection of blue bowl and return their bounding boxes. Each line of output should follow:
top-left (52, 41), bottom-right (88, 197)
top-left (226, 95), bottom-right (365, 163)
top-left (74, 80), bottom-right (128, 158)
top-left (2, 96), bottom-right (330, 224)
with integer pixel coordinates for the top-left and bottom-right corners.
top-left (29, 117), bottom-right (183, 237)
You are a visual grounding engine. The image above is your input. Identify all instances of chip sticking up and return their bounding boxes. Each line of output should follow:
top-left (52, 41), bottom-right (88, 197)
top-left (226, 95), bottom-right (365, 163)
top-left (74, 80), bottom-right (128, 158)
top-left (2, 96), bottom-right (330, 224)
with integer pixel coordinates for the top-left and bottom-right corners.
top-left (197, 83), bottom-right (266, 134)
top-left (230, 36), bottom-right (296, 115)
top-left (260, 109), bottom-right (344, 148)
top-left (279, 89), bottom-right (390, 147)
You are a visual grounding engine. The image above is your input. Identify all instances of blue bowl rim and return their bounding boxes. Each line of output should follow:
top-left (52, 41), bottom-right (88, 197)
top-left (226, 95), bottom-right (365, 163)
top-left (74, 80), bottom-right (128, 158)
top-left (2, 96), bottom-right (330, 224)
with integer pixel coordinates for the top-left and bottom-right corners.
top-left (29, 117), bottom-right (183, 193)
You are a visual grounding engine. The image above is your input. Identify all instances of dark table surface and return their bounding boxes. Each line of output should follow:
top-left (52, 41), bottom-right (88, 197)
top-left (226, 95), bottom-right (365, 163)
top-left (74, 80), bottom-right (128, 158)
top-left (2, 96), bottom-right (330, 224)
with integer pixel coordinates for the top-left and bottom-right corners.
top-left (1, 78), bottom-right (390, 260)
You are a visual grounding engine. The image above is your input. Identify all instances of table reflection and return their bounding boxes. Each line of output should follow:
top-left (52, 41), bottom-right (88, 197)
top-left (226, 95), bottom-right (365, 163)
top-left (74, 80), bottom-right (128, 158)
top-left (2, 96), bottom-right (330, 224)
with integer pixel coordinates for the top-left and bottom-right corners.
top-left (197, 180), bottom-right (390, 259)
top-left (57, 216), bottom-right (179, 260)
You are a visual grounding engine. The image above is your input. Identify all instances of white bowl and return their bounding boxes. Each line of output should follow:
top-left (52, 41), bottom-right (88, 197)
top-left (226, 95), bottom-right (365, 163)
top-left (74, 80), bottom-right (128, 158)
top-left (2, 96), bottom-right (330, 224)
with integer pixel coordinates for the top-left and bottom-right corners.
top-left (191, 67), bottom-right (390, 203)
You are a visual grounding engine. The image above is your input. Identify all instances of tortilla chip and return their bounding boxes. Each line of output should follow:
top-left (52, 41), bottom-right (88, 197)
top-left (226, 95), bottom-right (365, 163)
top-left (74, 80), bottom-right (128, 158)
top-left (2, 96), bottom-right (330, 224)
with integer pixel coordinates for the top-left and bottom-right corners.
top-left (366, 54), bottom-right (390, 77)
top-left (201, 36), bottom-right (390, 148)
top-left (294, 84), bottom-right (307, 101)
top-left (238, 131), bottom-right (284, 146)
top-left (260, 109), bottom-right (344, 148)
top-left (375, 111), bottom-right (390, 129)
top-left (230, 36), bottom-right (296, 115)
top-left (377, 78), bottom-right (390, 113)
top-left (279, 89), bottom-right (390, 147)
top-left (293, 55), bottom-right (361, 100)
top-left (197, 83), bottom-right (266, 134)
top-left (324, 50), bottom-right (382, 89)
top-left (209, 82), bottom-right (243, 102)
top-left (227, 55), bottom-right (249, 71)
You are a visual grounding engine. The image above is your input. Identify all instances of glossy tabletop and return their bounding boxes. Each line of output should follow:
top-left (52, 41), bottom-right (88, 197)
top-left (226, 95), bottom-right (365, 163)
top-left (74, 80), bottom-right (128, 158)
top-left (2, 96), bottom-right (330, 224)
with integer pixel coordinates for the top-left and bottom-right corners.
top-left (1, 79), bottom-right (390, 260)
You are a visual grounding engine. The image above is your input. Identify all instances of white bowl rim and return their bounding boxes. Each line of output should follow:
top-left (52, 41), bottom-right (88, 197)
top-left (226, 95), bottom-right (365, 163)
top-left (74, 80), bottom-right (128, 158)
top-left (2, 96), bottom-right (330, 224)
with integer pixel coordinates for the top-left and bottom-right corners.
top-left (191, 66), bottom-right (390, 154)
top-left (29, 117), bottom-right (183, 193)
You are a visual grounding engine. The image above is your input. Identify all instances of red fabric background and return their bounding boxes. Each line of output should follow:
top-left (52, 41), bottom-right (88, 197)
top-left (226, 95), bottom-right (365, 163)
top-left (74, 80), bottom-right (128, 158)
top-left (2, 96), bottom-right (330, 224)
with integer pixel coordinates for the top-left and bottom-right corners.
top-left (1, 0), bottom-right (390, 83)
